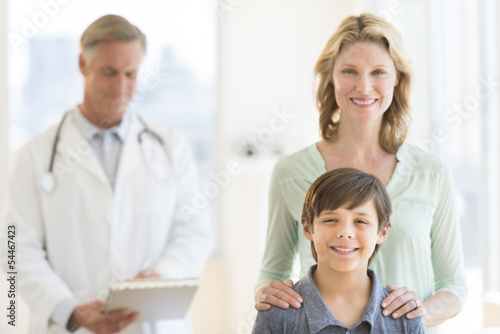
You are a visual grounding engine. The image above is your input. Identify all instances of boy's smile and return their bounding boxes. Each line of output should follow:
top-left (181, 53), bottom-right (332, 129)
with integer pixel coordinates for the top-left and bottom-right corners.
top-left (330, 245), bottom-right (359, 255)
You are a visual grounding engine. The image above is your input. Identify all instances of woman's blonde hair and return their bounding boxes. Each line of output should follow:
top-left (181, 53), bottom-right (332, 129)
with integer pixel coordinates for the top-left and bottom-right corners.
top-left (80, 14), bottom-right (147, 62)
top-left (314, 13), bottom-right (413, 153)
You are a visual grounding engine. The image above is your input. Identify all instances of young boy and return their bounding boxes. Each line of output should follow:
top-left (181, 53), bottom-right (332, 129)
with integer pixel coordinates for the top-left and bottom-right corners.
top-left (252, 168), bottom-right (425, 333)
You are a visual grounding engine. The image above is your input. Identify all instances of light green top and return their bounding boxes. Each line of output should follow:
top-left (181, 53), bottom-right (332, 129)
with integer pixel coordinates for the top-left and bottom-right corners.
top-left (256, 142), bottom-right (467, 314)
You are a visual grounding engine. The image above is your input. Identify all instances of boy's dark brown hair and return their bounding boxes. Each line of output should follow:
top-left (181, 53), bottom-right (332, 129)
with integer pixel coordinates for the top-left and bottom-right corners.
top-left (302, 168), bottom-right (392, 265)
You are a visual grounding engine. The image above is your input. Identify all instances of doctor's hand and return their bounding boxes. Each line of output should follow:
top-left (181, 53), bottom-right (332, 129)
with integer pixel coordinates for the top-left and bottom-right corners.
top-left (134, 268), bottom-right (160, 279)
top-left (255, 279), bottom-right (303, 311)
top-left (381, 284), bottom-right (426, 320)
top-left (69, 300), bottom-right (139, 334)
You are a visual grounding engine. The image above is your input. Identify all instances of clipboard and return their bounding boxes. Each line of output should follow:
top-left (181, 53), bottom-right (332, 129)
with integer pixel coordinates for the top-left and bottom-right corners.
top-left (103, 278), bottom-right (199, 322)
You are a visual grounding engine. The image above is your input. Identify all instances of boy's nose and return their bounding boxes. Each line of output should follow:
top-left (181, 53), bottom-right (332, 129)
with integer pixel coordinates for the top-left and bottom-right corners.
top-left (337, 231), bottom-right (354, 239)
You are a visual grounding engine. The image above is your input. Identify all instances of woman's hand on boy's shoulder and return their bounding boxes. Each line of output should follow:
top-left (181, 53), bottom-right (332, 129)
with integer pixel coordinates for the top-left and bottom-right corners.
top-left (381, 284), bottom-right (426, 320)
top-left (255, 279), bottom-right (303, 311)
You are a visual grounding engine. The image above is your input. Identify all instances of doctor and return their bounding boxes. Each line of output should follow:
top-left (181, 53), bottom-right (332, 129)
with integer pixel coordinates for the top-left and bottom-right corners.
top-left (1, 15), bottom-right (213, 333)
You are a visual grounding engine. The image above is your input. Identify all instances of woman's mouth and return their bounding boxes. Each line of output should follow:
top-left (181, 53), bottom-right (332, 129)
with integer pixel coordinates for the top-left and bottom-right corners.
top-left (351, 98), bottom-right (377, 106)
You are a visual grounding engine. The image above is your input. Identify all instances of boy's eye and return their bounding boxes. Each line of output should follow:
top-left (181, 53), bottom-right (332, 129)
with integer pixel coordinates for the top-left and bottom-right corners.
top-left (355, 219), bottom-right (368, 224)
top-left (323, 218), bottom-right (337, 223)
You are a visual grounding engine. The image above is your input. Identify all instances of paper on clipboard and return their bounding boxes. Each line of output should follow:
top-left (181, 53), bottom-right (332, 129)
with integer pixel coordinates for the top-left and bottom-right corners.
top-left (103, 278), bottom-right (199, 322)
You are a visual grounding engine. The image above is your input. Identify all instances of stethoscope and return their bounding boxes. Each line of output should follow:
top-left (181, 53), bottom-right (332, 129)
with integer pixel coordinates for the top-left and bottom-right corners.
top-left (40, 111), bottom-right (171, 194)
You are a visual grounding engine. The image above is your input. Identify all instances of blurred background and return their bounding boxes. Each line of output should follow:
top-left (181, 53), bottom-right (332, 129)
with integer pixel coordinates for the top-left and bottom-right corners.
top-left (0, 0), bottom-right (499, 333)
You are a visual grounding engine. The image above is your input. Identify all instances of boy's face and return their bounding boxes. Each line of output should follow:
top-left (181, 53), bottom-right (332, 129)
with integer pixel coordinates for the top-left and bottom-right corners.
top-left (303, 199), bottom-right (389, 274)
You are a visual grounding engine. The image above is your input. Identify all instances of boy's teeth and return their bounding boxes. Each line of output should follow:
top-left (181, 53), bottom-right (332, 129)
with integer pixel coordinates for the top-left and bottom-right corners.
top-left (332, 247), bottom-right (356, 252)
top-left (352, 98), bottom-right (375, 105)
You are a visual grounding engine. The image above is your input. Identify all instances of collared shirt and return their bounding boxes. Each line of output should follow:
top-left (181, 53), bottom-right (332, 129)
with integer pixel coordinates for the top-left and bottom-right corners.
top-left (252, 266), bottom-right (426, 333)
top-left (255, 142), bottom-right (467, 334)
top-left (72, 107), bottom-right (130, 188)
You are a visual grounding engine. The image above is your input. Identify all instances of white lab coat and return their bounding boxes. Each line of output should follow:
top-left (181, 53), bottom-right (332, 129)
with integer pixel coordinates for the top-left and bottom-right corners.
top-left (1, 107), bottom-right (214, 333)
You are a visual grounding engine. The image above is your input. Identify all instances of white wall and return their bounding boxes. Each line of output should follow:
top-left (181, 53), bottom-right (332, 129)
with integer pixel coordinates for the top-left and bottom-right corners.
top-left (0, 0), bottom-right (14, 333)
top-left (0, 0), bottom-right (8, 200)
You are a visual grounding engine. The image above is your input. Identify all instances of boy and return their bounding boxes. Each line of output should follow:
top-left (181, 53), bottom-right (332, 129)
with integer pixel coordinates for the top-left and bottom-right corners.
top-left (252, 168), bottom-right (425, 333)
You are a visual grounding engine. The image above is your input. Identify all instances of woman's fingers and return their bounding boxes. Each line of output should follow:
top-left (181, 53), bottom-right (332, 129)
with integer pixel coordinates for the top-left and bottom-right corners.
top-left (389, 297), bottom-right (424, 319)
top-left (406, 303), bottom-right (426, 320)
top-left (256, 279), bottom-right (303, 310)
top-left (381, 285), bottom-right (419, 318)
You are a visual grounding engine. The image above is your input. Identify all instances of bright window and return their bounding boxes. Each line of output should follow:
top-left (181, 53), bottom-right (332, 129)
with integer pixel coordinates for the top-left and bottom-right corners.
top-left (7, 0), bottom-right (217, 173)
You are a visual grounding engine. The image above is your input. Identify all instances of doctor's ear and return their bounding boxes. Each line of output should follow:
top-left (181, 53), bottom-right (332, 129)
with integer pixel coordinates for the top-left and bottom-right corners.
top-left (79, 53), bottom-right (88, 75)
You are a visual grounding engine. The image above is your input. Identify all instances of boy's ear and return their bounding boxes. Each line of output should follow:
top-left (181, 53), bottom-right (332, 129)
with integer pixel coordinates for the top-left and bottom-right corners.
top-left (302, 218), bottom-right (314, 241)
top-left (376, 222), bottom-right (389, 245)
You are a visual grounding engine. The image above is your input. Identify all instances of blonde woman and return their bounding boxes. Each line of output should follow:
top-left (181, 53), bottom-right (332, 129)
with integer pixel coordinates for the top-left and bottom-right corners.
top-left (254, 13), bottom-right (467, 332)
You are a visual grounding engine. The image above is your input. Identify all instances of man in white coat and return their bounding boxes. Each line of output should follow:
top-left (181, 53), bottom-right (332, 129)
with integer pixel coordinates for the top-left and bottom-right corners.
top-left (1, 15), bottom-right (214, 333)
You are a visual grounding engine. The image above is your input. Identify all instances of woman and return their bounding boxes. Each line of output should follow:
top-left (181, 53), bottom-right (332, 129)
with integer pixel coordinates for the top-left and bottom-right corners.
top-left (254, 13), bottom-right (467, 332)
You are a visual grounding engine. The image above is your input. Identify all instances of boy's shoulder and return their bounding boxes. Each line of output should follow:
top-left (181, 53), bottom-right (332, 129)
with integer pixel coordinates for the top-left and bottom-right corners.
top-left (252, 269), bottom-right (318, 333)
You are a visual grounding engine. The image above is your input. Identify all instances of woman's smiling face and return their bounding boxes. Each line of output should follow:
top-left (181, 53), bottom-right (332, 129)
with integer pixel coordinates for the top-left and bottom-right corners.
top-left (332, 42), bottom-right (400, 126)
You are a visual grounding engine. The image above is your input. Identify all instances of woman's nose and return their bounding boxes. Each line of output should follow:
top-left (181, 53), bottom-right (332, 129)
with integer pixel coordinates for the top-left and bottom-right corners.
top-left (356, 74), bottom-right (373, 94)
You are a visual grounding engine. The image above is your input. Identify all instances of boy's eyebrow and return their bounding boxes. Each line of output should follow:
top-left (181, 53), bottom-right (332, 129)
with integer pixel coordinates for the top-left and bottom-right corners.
top-left (352, 211), bottom-right (376, 219)
top-left (319, 210), bottom-right (376, 219)
top-left (318, 210), bottom-right (337, 216)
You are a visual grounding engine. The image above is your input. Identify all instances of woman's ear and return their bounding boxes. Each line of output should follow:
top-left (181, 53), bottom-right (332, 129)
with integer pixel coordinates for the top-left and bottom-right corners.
top-left (377, 223), bottom-right (390, 245)
top-left (394, 71), bottom-right (400, 87)
top-left (302, 218), bottom-right (314, 242)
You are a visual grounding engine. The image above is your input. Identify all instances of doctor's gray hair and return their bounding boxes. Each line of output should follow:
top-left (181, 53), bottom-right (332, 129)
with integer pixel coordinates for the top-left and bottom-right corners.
top-left (80, 14), bottom-right (147, 62)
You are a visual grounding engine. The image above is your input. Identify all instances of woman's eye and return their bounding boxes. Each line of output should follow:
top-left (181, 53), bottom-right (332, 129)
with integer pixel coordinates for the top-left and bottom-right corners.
top-left (374, 70), bottom-right (386, 75)
top-left (342, 69), bottom-right (355, 74)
